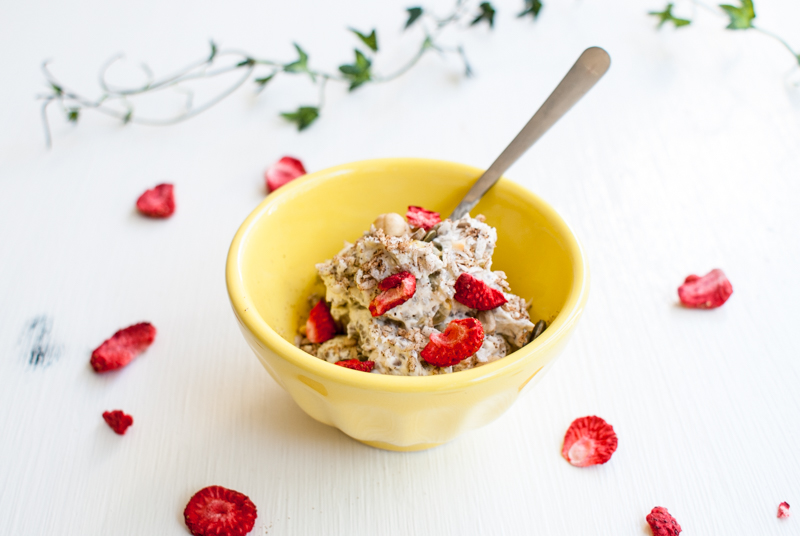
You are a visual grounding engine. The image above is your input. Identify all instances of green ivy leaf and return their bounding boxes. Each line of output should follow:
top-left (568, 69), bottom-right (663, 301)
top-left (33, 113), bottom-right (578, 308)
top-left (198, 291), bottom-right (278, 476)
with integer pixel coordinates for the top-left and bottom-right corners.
top-left (281, 106), bottom-right (319, 131)
top-left (284, 43), bottom-right (316, 82)
top-left (405, 7), bottom-right (423, 29)
top-left (51, 83), bottom-right (63, 95)
top-left (649, 3), bottom-right (691, 28)
top-left (518, 0), bottom-right (543, 19)
top-left (719, 0), bottom-right (755, 29)
top-left (254, 73), bottom-right (276, 93)
top-left (471, 2), bottom-right (496, 28)
top-left (236, 58), bottom-right (256, 67)
top-left (123, 110), bottom-right (133, 124)
top-left (209, 41), bottom-right (218, 62)
top-left (350, 28), bottom-right (378, 52)
top-left (338, 49), bottom-right (372, 91)
top-left (67, 109), bottom-right (79, 123)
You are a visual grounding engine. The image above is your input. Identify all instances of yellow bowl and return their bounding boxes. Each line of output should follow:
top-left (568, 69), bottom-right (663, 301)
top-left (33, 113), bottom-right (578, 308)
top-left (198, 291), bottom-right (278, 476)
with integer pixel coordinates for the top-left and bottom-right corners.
top-left (226, 158), bottom-right (589, 451)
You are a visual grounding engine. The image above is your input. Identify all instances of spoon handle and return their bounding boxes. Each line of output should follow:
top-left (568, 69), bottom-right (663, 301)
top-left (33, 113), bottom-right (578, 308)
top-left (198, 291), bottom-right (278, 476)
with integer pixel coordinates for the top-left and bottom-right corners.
top-left (449, 47), bottom-right (610, 220)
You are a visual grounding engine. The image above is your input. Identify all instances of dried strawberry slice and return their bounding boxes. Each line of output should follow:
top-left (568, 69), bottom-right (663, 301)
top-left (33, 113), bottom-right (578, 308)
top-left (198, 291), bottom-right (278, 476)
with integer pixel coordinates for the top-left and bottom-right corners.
top-left (454, 273), bottom-right (508, 310)
top-left (678, 269), bottom-right (733, 309)
top-left (646, 507), bottom-right (682, 536)
top-left (265, 156), bottom-right (306, 192)
top-left (90, 323), bottom-right (156, 373)
top-left (369, 271), bottom-right (416, 317)
top-left (335, 359), bottom-right (375, 372)
top-left (406, 206), bottom-right (441, 230)
top-left (136, 183), bottom-right (175, 218)
top-left (561, 416), bottom-right (618, 467)
top-left (306, 300), bottom-right (337, 344)
top-left (184, 485), bottom-right (257, 536)
top-left (102, 410), bottom-right (133, 435)
top-left (421, 318), bottom-right (484, 367)
top-left (778, 502), bottom-right (791, 519)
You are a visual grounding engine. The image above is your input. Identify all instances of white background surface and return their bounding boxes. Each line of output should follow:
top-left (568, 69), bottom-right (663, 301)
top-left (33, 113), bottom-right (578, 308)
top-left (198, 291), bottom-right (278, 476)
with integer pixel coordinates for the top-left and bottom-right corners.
top-left (1, 0), bottom-right (799, 534)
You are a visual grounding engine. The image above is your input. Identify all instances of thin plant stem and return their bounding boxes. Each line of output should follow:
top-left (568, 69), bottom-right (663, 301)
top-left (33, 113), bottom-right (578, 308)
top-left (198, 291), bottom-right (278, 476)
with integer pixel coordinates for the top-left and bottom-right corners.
top-left (689, 0), bottom-right (720, 16)
top-left (372, 38), bottom-right (433, 83)
top-left (685, 0), bottom-right (799, 65)
top-left (34, 0), bottom-right (521, 146)
top-left (753, 26), bottom-right (800, 64)
top-left (318, 75), bottom-right (329, 108)
top-left (41, 99), bottom-right (53, 149)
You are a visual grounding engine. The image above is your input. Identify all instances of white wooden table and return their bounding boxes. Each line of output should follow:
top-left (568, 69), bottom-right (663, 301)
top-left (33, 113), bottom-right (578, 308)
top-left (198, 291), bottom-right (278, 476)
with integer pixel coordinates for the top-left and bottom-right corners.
top-left (1, 0), bottom-right (798, 534)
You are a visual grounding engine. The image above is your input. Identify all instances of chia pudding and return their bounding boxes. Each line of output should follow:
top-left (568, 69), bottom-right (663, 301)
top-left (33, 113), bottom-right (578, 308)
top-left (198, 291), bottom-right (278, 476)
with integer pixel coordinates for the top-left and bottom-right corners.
top-left (296, 207), bottom-right (544, 375)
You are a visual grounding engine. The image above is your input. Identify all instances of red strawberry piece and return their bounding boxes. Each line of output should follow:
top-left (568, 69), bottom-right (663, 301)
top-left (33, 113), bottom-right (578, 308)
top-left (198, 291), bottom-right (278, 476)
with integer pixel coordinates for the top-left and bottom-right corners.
top-left (561, 416), bottom-right (618, 467)
top-left (136, 183), bottom-right (175, 218)
top-left (90, 322), bottom-right (156, 373)
top-left (778, 502), bottom-right (791, 519)
top-left (421, 318), bottom-right (484, 367)
top-left (306, 300), bottom-right (337, 344)
top-left (646, 507), bottom-right (682, 536)
top-left (102, 410), bottom-right (133, 435)
top-left (454, 273), bottom-right (508, 311)
top-left (406, 206), bottom-right (441, 230)
top-left (678, 268), bottom-right (733, 309)
top-left (265, 156), bottom-right (306, 192)
top-left (184, 485), bottom-right (257, 536)
top-left (369, 271), bottom-right (416, 317)
top-left (335, 359), bottom-right (375, 372)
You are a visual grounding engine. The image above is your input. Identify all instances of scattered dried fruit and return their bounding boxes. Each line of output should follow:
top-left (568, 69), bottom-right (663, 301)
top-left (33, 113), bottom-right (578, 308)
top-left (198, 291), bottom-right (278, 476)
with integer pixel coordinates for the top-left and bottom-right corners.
top-left (678, 268), bottom-right (733, 309)
top-left (561, 415), bottom-right (618, 467)
top-left (646, 507), bottom-right (682, 536)
top-left (421, 318), bottom-right (484, 367)
top-left (778, 502), bottom-right (791, 519)
top-left (102, 410), bottom-right (133, 435)
top-left (406, 205), bottom-right (441, 230)
top-left (136, 183), bottom-right (175, 218)
top-left (265, 156), bottom-right (306, 192)
top-left (454, 273), bottom-right (508, 311)
top-left (335, 359), bottom-right (375, 372)
top-left (90, 322), bottom-right (157, 373)
top-left (184, 485), bottom-right (257, 536)
top-left (369, 271), bottom-right (417, 317)
top-left (306, 300), bottom-right (337, 344)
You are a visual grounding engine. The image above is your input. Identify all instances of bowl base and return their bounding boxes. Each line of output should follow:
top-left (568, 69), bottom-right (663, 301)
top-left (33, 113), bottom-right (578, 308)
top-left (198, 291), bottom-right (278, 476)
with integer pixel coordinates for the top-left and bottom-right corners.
top-left (356, 439), bottom-right (444, 452)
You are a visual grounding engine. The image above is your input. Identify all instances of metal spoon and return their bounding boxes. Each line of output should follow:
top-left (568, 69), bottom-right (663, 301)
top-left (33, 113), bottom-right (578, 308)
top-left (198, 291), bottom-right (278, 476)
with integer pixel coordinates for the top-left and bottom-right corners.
top-left (447, 47), bottom-right (611, 221)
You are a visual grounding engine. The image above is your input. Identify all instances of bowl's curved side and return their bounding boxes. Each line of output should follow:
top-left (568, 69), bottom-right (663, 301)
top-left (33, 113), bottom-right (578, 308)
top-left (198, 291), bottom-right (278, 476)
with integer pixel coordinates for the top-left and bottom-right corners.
top-left (226, 158), bottom-right (589, 449)
top-left (234, 309), bottom-right (580, 448)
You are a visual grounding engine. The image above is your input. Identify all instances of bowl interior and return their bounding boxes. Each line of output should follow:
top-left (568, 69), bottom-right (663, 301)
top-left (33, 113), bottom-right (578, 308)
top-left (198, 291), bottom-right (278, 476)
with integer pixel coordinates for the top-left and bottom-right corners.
top-left (231, 159), bottom-right (578, 351)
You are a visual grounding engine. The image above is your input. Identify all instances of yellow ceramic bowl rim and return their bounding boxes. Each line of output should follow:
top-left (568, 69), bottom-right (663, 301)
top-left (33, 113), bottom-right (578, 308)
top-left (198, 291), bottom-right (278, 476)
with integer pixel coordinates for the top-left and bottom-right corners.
top-left (226, 158), bottom-right (588, 394)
